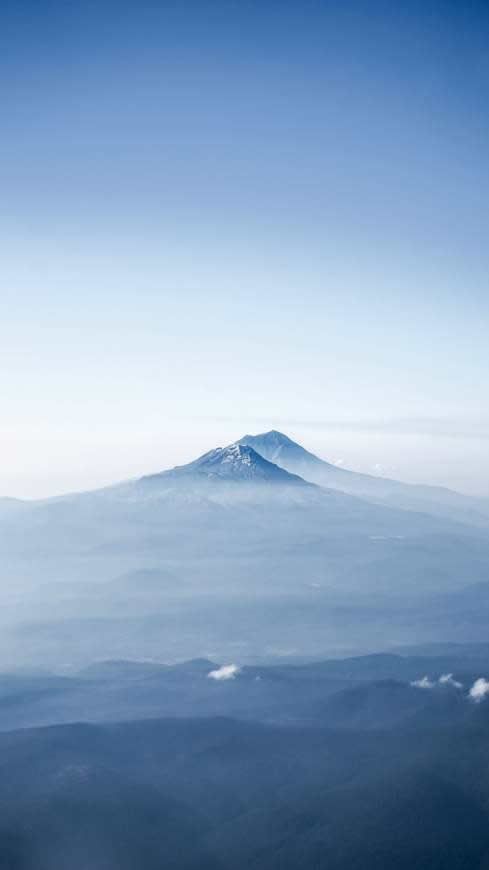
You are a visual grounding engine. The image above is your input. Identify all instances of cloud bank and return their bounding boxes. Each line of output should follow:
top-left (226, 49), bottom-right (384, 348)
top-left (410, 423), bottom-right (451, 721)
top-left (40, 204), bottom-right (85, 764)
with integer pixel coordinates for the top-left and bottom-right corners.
top-left (207, 664), bottom-right (241, 681)
top-left (411, 673), bottom-right (463, 690)
top-left (469, 678), bottom-right (489, 702)
top-left (439, 673), bottom-right (463, 689)
top-left (411, 676), bottom-right (435, 689)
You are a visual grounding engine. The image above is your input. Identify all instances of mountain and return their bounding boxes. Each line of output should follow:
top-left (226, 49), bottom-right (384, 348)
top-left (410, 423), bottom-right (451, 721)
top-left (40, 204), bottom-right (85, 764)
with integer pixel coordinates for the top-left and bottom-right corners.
top-left (0, 650), bottom-right (484, 734)
top-left (1, 437), bottom-right (489, 670)
top-left (145, 443), bottom-right (309, 485)
top-left (2, 707), bottom-right (489, 870)
top-left (2, 439), bottom-right (472, 559)
top-left (1, 442), bottom-right (488, 868)
top-left (238, 430), bottom-right (336, 479)
top-left (238, 430), bottom-right (489, 526)
top-left (0, 497), bottom-right (28, 517)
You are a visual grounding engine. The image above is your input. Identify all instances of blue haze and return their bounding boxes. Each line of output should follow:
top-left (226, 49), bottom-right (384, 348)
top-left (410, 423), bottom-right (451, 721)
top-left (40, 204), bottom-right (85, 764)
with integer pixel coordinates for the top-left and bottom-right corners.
top-left (1, 0), bottom-right (488, 496)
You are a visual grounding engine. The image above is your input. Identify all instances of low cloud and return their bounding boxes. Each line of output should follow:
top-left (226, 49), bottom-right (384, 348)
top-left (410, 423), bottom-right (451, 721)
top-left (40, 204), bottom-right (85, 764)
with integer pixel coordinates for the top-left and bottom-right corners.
top-left (439, 673), bottom-right (463, 689)
top-left (411, 674), bottom-right (463, 690)
top-left (411, 676), bottom-right (435, 689)
top-left (207, 664), bottom-right (240, 681)
top-left (469, 678), bottom-right (489, 702)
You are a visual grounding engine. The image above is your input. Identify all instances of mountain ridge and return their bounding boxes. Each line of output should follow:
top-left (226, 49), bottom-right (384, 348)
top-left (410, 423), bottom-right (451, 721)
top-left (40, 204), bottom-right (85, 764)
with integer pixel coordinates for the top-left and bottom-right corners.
top-left (149, 443), bottom-right (311, 486)
top-left (238, 430), bottom-right (489, 526)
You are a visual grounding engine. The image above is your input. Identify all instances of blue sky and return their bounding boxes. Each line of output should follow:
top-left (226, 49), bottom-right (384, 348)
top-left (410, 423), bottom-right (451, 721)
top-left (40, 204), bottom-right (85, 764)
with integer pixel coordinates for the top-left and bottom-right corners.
top-left (1, 0), bottom-right (488, 497)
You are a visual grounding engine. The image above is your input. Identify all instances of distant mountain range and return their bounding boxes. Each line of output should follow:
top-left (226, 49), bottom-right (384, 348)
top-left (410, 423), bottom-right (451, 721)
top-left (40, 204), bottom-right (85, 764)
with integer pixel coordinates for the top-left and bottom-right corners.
top-left (1, 647), bottom-right (489, 869)
top-left (2, 439), bottom-right (489, 870)
top-left (0, 430), bottom-right (488, 669)
top-left (0, 645), bottom-right (485, 733)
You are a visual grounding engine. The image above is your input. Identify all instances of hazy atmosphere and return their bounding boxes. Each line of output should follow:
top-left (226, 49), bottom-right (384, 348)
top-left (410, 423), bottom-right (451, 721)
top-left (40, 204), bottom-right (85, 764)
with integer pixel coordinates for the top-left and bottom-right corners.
top-left (2, 0), bottom-right (489, 498)
top-left (1, 3), bottom-right (489, 869)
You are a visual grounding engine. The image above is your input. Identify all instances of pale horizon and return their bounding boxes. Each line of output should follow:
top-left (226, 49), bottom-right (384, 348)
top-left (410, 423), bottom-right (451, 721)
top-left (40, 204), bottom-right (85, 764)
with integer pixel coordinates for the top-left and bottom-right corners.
top-left (4, 419), bottom-right (488, 501)
top-left (2, 5), bottom-right (489, 865)
top-left (2, 1), bottom-right (488, 501)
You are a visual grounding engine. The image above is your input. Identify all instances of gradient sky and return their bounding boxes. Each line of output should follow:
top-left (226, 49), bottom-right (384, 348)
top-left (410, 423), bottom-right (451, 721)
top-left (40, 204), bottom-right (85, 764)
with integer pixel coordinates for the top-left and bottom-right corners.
top-left (1, 0), bottom-right (489, 498)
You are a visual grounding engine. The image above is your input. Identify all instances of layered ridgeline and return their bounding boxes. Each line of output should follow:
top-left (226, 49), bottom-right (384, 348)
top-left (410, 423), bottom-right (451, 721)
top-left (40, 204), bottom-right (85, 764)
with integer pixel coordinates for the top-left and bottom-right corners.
top-left (0, 436), bottom-right (488, 668)
top-left (4, 709), bottom-right (489, 870)
top-left (1, 645), bottom-right (489, 733)
top-left (2, 647), bottom-right (489, 869)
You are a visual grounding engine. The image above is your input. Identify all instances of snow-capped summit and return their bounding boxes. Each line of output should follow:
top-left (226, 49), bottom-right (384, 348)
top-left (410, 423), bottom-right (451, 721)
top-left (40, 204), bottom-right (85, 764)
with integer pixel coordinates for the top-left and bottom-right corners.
top-left (165, 442), bottom-right (306, 484)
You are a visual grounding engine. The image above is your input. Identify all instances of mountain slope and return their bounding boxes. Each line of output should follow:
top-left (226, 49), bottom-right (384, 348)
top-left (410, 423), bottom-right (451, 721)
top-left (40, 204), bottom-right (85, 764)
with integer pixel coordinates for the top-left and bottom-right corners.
top-left (2, 712), bottom-right (489, 870)
top-left (238, 431), bottom-right (489, 526)
top-left (147, 443), bottom-right (309, 485)
top-left (2, 439), bottom-right (470, 544)
top-left (1, 438), bottom-right (488, 669)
